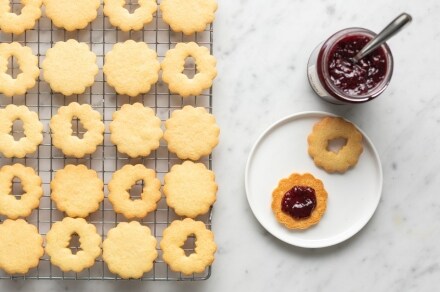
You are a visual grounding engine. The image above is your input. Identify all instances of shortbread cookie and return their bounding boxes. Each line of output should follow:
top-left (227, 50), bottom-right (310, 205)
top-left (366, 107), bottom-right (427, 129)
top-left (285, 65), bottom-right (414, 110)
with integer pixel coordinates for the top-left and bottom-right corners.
top-left (0, 104), bottom-right (43, 158)
top-left (0, 42), bottom-right (39, 96)
top-left (108, 164), bottom-right (161, 219)
top-left (104, 0), bottom-right (157, 31)
top-left (160, 0), bottom-right (217, 35)
top-left (43, 0), bottom-right (100, 31)
top-left (45, 217), bottom-right (102, 273)
top-left (160, 218), bottom-right (216, 275)
top-left (161, 42), bottom-right (217, 97)
top-left (308, 116), bottom-right (363, 173)
top-left (0, 0), bottom-right (42, 34)
top-left (164, 161), bottom-right (217, 218)
top-left (103, 40), bottom-right (160, 96)
top-left (0, 164), bottom-right (43, 219)
top-left (0, 219), bottom-right (44, 274)
top-left (110, 103), bottom-right (163, 157)
top-left (164, 106), bottom-right (219, 160)
top-left (50, 102), bottom-right (105, 158)
top-left (51, 164), bottom-right (104, 218)
top-left (103, 221), bottom-right (157, 279)
top-left (272, 173), bottom-right (327, 230)
top-left (42, 40), bottom-right (98, 96)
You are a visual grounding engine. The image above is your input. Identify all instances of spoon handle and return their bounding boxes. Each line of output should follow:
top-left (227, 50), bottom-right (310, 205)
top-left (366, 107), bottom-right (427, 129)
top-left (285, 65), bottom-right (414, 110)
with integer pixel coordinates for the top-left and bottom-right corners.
top-left (353, 13), bottom-right (412, 62)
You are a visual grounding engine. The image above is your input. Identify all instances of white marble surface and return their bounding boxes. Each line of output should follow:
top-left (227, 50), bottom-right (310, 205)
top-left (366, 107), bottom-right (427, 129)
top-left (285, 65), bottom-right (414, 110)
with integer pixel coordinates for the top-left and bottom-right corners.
top-left (3, 0), bottom-right (440, 291)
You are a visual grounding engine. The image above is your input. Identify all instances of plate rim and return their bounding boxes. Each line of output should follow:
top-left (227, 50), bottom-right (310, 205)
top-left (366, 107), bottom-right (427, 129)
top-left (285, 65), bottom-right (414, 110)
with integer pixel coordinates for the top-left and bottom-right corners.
top-left (244, 111), bottom-right (383, 248)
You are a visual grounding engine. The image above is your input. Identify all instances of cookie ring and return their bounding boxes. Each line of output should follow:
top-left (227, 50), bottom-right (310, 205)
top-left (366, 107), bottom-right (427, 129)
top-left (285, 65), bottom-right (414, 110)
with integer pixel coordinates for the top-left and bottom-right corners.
top-left (164, 161), bottom-right (217, 218)
top-left (108, 164), bottom-right (161, 219)
top-left (0, 219), bottom-right (44, 274)
top-left (164, 105), bottom-right (220, 160)
top-left (271, 173), bottom-right (328, 230)
top-left (0, 104), bottom-right (43, 158)
top-left (43, 0), bottom-right (100, 31)
top-left (42, 40), bottom-right (98, 96)
top-left (103, 40), bottom-right (160, 96)
top-left (0, 0), bottom-right (42, 34)
top-left (50, 102), bottom-right (105, 158)
top-left (103, 221), bottom-right (158, 279)
top-left (161, 42), bottom-right (217, 97)
top-left (308, 117), bottom-right (363, 173)
top-left (51, 164), bottom-right (104, 218)
top-left (45, 217), bottom-right (102, 273)
top-left (0, 164), bottom-right (43, 219)
top-left (160, 0), bottom-right (217, 35)
top-left (0, 42), bottom-right (39, 96)
top-left (160, 218), bottom-right (216, 275)
top-left (110, 103), bottom-right (163, 157)
top-left (104, 0), bottom-right (157, 31)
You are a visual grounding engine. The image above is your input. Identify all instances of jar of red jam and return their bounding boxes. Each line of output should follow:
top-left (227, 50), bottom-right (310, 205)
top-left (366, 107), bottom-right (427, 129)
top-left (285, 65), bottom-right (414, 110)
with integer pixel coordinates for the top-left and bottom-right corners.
top-left (307, 28), bottom-right (393, 104)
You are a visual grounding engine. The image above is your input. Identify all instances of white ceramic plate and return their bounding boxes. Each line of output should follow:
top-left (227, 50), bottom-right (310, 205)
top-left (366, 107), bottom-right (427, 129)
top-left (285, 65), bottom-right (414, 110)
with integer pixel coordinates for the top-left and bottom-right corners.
top-left (245, 111), bottom-right (382, 248)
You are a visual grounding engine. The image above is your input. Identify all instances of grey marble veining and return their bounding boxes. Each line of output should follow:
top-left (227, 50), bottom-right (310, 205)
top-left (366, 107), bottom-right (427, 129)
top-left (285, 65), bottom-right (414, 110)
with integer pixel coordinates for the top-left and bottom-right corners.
top-left (2, 0), bottom-right (440, 291)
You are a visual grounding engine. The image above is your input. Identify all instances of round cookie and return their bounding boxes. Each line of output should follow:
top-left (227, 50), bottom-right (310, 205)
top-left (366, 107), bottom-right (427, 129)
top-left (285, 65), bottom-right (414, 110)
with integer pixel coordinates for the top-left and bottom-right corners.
top-left (43, 0), bottom-right (100, 31)
top-left (0, 104), bottom-right (43, 158)
top-left (161, 42), bottom-right (217, 97)
top-left (108, 164), bottom-right (161, 219)
top-left (103, 40), bottom-right (160, 96)
top-left (104, 0), bottom-right (157, 31)
top-left (160, 0), bottom-right (217, 35)
top-left (103, 221), bottom-right (157, 279)
top-left (0, 164), bottom-right (43, 219)
top-left (160, 218), bottom-right (216, 275)
top-left (308, 116), bottom-right (363, 173)
top-left (164, 161), bottom-right (217, 218)
top-left (110, 103), bottom-right (163, 158)
top-left (0, 0), bottom-right (42, 35)
top-left (0, 219), bottom-right (44, 274)
top-left (0, 42), bottom-right (39, 96)
top-left (42, 40), bottom-right (98, 96)
top-left (164, 105), bottom-right (220, 160)
top-left (51, 164), bottom-right (104, 218)
top-left (272, 173), bottom-right (327, 230)
top-left (45, 217), bottom-right (102, 273)
top-left (50, 102), bottom-right (105, 158)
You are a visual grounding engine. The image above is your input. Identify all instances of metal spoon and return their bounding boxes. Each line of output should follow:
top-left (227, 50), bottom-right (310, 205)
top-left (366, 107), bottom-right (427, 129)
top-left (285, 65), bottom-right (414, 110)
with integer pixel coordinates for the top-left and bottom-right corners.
top-left (352, 12), bottom-right (412, 63)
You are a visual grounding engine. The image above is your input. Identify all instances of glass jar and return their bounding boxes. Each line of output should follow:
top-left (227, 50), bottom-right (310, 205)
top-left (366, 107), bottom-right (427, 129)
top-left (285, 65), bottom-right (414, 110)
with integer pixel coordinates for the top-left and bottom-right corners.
top-left (307, 27), bottom-right (394, 104)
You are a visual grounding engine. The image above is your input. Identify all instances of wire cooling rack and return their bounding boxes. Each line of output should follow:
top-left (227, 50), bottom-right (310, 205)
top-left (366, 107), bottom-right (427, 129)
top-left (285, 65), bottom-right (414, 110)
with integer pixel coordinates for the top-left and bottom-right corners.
top-left (0, 0), bottom-right (214, 281)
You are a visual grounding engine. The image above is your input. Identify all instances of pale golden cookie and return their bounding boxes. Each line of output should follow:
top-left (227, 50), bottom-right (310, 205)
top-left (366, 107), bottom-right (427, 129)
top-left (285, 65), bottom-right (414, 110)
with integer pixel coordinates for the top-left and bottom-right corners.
top-left (104, 0), bottom-right (157, 31)
top-left (164, 161), bottom-right (217, 218)
top-left (0, 42), bottom-right (39, 96)
top-left (0, 164), bottom-right (43, 219)
top-left (160, 218), bottom-right (216, 275)
top-left (45, 217), bottom-right (102, 273)
top-left (103, 40), bottom-right (160, 96)
top-left (0, 219), bottom-right (44, 274)
top-left (42, 40), bottom-right (98, 96)
top-left (50, 102), bottom-right (105, 158)
top-left (164, 106), bottom-right (219, 160)
top-left (308, 116), bottom-right (363, 173)
top-left (272, 173), bottom-right (327, 230)
top-left (110, 103), bottom-right (163, 157)
top-left (108, 164), bottom-right (161, 219)
top-left (0, 104), bottom-right (43, 158)
top-left (0, 0), bottom-right (42, 34)
top-left (51, 164), bottom-right (104, 218)
top-left (43, 0), bottom-right (100, 31)
top-left (161, 42), bottom-right (217, 97)
top-left (103, 221), bottom-right (157, 279)
top-left (160, 0), bottom-right (217, 35)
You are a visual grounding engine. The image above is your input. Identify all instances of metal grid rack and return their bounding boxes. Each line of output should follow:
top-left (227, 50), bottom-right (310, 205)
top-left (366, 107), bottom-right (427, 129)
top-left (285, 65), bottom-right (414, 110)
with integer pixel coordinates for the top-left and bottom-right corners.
top-left (0, 0), bottom-right (214, 281)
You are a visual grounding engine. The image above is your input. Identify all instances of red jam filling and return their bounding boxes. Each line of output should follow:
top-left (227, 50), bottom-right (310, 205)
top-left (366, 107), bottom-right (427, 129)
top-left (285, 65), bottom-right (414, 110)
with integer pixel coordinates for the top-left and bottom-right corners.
top-left (281, 186), bottom-right (316, 219)
top-left (327, 35), bottom-right (387, 96)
